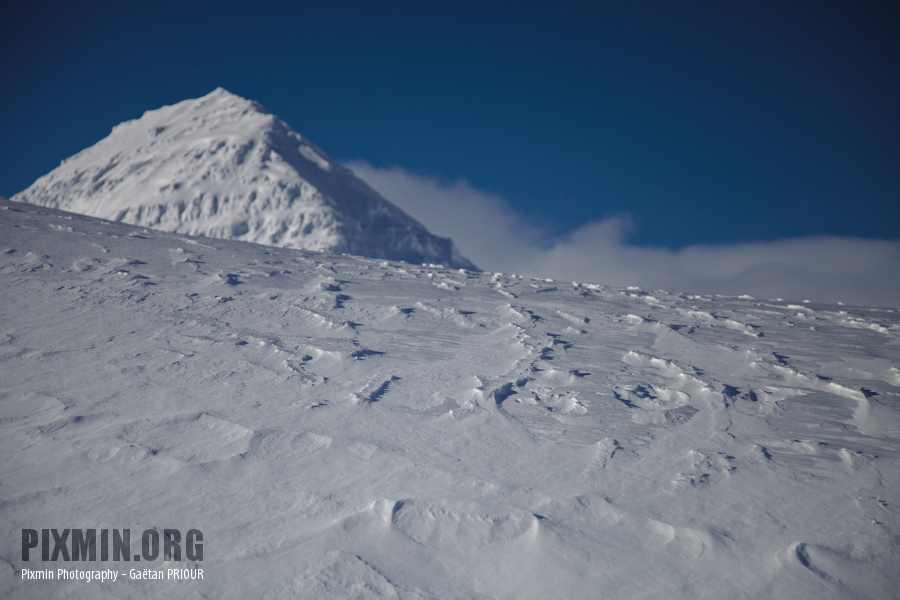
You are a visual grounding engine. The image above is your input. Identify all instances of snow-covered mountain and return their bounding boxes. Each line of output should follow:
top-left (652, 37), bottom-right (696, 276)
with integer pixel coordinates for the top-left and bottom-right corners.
top-left (2, 198), bottom-right (899, 599)
top-left (11, 88), bottom-right (476, 270)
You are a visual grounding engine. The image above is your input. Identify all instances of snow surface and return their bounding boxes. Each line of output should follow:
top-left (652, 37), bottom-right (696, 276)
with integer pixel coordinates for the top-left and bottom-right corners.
top-left (11, 88), bottom-right (476, 271)
top-left (2, 198), bottom-right (899, 599)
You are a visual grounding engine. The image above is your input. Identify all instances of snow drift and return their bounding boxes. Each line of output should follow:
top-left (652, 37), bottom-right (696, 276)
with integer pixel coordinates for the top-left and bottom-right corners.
top-left (2, 199), bottom-right (899, 599)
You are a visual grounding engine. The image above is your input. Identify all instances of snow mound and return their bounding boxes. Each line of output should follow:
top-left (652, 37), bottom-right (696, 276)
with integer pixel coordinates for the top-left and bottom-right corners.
top-left (11, 88), bottom-right (477, 270)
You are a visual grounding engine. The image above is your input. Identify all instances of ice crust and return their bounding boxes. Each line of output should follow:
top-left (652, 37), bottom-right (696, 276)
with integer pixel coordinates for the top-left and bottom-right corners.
top-left (1, 199), bottom-right (899, 599)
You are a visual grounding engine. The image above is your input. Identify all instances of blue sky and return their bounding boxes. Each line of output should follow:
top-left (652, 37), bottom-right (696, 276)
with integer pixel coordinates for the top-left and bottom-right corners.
top-left (2, 1), bottom-right (899, 304)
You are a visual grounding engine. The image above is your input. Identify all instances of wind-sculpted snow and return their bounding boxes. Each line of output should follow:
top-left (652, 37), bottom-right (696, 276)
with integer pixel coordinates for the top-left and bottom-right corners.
top-left (1, 199), bottom-right (899, 599)
top-left (11, 88), bottom-right (476, 270)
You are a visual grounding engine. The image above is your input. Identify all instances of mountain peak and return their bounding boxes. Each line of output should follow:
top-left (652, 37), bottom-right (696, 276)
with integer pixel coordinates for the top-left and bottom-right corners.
top-left (209, 85), bottom-right (238, 96)
top-left (13, 90), bottom-right (477, 270)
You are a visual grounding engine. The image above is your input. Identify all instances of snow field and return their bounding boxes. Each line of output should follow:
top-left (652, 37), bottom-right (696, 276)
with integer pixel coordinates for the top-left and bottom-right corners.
top-left (1, 199), bottom-right (899, 598)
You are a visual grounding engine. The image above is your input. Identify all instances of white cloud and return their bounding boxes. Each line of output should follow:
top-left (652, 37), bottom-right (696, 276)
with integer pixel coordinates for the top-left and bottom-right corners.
top-left (347, 161), bottom-right (900, 308)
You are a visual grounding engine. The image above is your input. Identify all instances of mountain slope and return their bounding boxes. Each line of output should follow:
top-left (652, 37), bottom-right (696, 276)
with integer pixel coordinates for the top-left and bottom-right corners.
top-left (2, 199), bottom-right (899, 599)
top-left (11, 88), bottom-right (476, 270)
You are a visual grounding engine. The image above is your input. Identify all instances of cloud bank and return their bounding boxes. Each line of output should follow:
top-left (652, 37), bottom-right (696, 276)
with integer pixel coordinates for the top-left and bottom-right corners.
top-left (347, 161), bottom-right (900, 309)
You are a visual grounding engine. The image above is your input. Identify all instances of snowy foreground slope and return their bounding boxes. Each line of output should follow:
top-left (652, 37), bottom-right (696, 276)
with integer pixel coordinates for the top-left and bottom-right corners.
top-left (1, 199), bottom-right (899, 599)
top-left (11, 88), bottom-right (476, 270)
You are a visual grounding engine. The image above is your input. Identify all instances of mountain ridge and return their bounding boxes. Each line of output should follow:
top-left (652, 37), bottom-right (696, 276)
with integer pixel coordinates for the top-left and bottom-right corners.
top-left (12, 87), bottom-right (477, 270)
